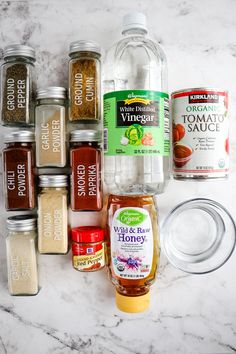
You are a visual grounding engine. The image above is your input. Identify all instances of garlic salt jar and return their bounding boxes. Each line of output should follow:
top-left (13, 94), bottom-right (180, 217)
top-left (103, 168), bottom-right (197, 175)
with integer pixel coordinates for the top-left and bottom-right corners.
top-left (35, 87), bottom-right (67, 168)
top-left (38, 175), bottom-right (68, 254)
top-left (6, 215), bottom-right (39, 296)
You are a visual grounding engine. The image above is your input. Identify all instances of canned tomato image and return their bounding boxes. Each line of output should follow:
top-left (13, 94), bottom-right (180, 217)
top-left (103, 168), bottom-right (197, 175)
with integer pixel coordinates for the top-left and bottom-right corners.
top-left (171, 88), bottom-right (229, 180)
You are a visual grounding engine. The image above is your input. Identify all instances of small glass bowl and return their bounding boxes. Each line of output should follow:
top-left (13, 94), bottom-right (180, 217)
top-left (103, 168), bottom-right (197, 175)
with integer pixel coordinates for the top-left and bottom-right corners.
top-left (161, 198), bottom-right (236, 274)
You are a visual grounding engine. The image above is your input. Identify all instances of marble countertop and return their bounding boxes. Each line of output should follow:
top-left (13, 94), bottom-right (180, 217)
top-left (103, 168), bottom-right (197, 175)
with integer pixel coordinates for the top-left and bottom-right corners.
top-left (0, 0), bottom-right (236, 353)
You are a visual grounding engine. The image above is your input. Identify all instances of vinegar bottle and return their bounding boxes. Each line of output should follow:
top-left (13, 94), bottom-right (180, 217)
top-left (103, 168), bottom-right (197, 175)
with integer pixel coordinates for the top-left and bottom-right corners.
top-left (106, 194), bottom-right (159, 313)
top-left (103, 12), bottom-right (169, 195)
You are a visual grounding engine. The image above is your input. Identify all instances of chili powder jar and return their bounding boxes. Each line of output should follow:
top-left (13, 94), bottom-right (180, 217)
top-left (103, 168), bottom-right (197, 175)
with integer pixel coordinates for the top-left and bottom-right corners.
top-left (1, 44), bottom-right (36, 126)
top-left (70, 130), bottom-right (102, 211)
top-left (71, 226), bottom-right (105, 272)
top-left (69, 40), bottom-right (101, 123)
top-left (3, 131), bottom-right (36, 211)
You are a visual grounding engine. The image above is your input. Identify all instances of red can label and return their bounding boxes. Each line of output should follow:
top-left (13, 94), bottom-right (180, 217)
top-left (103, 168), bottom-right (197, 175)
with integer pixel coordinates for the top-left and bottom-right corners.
top-left (172, 89), bottom-right (229, 178)
top-left (72, 242), bottom-right (105, 271)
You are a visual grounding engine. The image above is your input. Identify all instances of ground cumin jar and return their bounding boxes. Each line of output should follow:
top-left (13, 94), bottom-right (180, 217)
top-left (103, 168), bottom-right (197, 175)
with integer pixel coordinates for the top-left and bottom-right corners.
top-left (3, 131), bottom-right (35, 210)
top-left (69, 40), bottom-right (101, 123)
top-left (172, 88), bottom-right (229, 180)
top-left (71, 226), bottom-right (105, 272)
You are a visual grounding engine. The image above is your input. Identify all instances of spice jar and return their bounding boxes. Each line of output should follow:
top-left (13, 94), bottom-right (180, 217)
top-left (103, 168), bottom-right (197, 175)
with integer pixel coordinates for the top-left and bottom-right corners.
top-left (70, 130), bottom-right (102, 211)
top-left (71, 226), bottom-right (105, 272)
top-left (0, 44), bottom-right (36, 126)
top-left (38, 175), bottom-right (68, 254)
top-left (6, 215), bottom-right (39, 296)
top-left (3, 131), bottom-right (36, 211)
top-left (35, 87), bottom-right (67, 167)
top-left (69, 40), bottom-right (101, 123)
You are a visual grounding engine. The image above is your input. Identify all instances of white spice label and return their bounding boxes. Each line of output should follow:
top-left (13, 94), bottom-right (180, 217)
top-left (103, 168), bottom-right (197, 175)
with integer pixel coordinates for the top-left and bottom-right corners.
top-left (38, 193), bottom-right (68, 254)
top-left (36, 105), bottom-right (66, 167)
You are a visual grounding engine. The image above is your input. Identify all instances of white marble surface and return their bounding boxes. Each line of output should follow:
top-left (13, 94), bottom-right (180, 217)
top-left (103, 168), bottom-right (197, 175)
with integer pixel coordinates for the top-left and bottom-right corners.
top-left (0, 0), bottom-right (236, 353)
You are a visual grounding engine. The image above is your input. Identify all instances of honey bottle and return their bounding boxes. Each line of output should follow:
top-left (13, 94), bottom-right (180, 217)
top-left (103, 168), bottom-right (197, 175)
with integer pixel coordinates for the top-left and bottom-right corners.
top-left (106, 194), bottom-right (159, 313)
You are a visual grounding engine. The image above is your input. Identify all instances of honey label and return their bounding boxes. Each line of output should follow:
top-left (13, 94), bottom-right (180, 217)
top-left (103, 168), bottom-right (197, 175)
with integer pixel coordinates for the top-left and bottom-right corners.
top-left (72, 243), bottom-right (105, 271)
top-left (172, 90), bottom-right (229, 177)
top-left (111, 208), bottom-right (153, 279)
top-left (104, 90), bottom-right (169, 156)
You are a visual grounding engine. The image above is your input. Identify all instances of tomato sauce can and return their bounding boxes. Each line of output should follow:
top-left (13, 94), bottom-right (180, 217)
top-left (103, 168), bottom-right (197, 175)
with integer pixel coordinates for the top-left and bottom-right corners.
top-left (171, 88), bottom-right (229, 180)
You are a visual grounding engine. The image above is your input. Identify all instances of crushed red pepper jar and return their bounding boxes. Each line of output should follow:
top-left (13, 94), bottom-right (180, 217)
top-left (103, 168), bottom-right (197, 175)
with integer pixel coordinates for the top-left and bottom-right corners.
top-left (70, 130), bottom-right (102, 211)
top-left (71, 226), bottom-right (105, 272)
top-left (3, 131), bottom-right (36, 210)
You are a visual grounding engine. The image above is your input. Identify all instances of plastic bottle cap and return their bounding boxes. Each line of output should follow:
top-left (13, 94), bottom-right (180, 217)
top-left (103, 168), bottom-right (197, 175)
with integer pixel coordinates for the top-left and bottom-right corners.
top-left (122, 12), bottom-right (147, 33)
top-left (116, 291), bottom-right (150, 313)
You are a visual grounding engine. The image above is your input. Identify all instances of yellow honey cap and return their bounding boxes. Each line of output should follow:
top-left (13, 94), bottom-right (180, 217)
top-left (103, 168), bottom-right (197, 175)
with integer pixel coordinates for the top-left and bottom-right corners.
top-left (116, 291), bottom-right (150, 313)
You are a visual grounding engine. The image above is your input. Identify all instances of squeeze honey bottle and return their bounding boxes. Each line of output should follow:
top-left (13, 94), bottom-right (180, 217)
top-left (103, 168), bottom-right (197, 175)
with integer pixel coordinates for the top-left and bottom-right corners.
top-left (106, 194), bottom-right (159, 313)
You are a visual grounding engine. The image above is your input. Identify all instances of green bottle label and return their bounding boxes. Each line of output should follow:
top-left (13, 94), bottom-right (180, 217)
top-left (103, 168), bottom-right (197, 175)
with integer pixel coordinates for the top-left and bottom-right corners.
top-left (104, 90), bottom-right (170, 156)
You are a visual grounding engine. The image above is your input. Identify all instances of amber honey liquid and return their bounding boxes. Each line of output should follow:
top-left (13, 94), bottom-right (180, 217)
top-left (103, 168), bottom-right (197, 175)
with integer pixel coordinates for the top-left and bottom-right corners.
top-left (106, 194), bottom-right (159, 297)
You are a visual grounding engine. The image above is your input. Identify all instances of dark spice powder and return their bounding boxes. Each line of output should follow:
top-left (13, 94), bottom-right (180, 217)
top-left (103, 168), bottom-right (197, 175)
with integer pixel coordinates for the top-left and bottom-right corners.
top-left (2, 64), bottom-right (29, 124)
top-left (3, 142), bottom-right (35, 210)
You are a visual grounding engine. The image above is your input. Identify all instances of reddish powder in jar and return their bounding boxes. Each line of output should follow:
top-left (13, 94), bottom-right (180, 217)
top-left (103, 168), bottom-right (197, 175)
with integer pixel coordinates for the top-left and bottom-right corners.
top-left (70, 130), bottom-right (102, 211)
top-left (3, 132), bottom-right (35, 210)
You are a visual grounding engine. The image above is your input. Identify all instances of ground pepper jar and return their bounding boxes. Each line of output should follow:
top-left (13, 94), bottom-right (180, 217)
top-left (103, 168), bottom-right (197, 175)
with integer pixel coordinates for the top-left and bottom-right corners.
top-left (71, 226), bottom-right (105, 272)
top-left (6, 215), bottom-right (39, 296)
top-left (70, 130), bottom-right (102, 211)
top-left (0, 44), bottom-right (36, 126)
top-left (69, 40), bottom-right (101, 123)
top-left (3, 131), bottom-right (36, 211)
top-left (38, 175), bottom-right (68, 254)
top-left (35, 87), bottom-right (67, 167)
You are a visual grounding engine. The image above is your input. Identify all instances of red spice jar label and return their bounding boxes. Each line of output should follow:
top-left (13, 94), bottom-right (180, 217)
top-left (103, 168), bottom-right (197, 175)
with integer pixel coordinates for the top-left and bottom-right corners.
top-left (72, 242), bottom-right (105, 271)
top-left (3, 148), bottom-right (35, 210)
top-left (70, 146), bottom-right (102, 211)
top-left (172, 88), bottom-right (229, 178)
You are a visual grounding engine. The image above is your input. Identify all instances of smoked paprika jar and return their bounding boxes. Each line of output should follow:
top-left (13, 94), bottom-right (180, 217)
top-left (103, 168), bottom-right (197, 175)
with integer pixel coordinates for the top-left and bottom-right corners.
top-left (3, 131), bottom-right (36, 210)
top-left (70, 130), bottom-right (102, 211)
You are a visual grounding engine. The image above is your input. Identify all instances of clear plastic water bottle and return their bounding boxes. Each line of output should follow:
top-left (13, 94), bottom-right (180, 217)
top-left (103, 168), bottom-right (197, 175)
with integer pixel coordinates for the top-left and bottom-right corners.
top-left (103, 12), bottom-right (169, 195)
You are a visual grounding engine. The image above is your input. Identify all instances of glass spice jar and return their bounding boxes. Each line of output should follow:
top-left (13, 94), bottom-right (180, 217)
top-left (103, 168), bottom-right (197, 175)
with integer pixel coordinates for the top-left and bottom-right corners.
top-left (68, 40), bottom-right (101, 123)
top-left (6, 215), bottom-right (39, 296)
top-left (3, 131), bottom-right (36, 211)
top-left (38, 175), bottom-right (68, 254)
top-left (71, 226), bottom-right (105, 272)
top-left (70, 130), bottom-right (102, 211)
top-left (0, 44), bottom-right (36, 126)
top-left (35, 87), bottom-right (67, 167)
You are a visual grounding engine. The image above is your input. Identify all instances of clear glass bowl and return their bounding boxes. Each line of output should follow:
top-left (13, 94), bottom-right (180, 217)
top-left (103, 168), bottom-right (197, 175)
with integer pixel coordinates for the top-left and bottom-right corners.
top-left (161, 198), bottom-right (236, 274)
